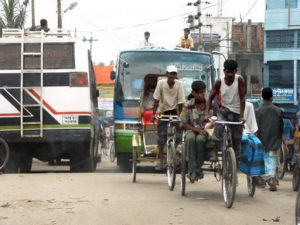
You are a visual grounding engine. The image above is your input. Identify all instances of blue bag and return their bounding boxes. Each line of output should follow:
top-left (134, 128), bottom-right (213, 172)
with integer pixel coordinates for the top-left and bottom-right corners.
top-left (239, 133), bottom-right (265, 176)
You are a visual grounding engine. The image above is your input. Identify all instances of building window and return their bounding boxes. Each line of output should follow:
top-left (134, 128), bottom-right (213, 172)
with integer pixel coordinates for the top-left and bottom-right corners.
top-left (285, 0), bottom-right (298, 8)
top-left (269, 61), bottom-right (294, 88)
top-left (298, 31), bottom-right (300, 48)
top-left (297, 61), bottom-right (300, 88)
top-left (266, 30), bottom-right (294, 48)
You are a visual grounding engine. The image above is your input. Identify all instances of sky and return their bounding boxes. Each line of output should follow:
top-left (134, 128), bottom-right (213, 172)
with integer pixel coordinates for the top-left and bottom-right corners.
top-left (26, 0), bottom-right (265, 65)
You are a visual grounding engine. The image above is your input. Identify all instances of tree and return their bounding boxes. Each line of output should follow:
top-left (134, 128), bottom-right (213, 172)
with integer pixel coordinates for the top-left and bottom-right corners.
top-left (97, 62), bottom-right (105, 66)
top-left (0, 0), bottom-right (28, 30)
top-left (109, 60), bottom-right (115, 66)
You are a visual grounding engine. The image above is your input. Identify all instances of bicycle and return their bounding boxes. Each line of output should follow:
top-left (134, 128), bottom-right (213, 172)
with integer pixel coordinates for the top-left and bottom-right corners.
top-left (158, 115), bottom-right (181, 191)
top-left (0, 137), bottom-right (9, 171)
top-left (276, 142), bottom-right (287, 180)
top-left (109, 126), bottom-right (115, 162)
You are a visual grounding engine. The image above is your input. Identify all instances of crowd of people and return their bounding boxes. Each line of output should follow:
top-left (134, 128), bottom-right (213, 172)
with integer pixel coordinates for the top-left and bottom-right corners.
top-left (141, 58), bottom-right (299, 192)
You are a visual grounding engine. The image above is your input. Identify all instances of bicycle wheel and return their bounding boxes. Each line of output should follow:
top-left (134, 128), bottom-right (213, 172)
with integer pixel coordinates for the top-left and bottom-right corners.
top-left (109, 142), bottom-right (115, 162)
top-left (222, 147), bottom-right (237, 208)
top-left (296, 190), bottom-right (300, 225)
top-left (167, 141), bottom-right (176, 191)
top-left (0, 137), bottom-right (9, 170)
top-left (276, 143), bottom-right (286, 180)
top-left (132, 146), bottom-right (137, 183)
top-left (293, 157), bottom-right (300, 192)
top-left (247, 175), bottom-right (256, 197)
top-left (180, 142), bottom-right (186, 196)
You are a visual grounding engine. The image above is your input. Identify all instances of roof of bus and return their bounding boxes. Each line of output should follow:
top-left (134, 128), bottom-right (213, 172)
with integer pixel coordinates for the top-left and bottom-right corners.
top-left (118, 48), bottom-right (212, 56)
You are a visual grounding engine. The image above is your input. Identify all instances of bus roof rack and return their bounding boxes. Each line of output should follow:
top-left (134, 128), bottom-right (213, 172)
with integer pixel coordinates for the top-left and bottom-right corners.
top-left (1, 28), bottom-right (71, 38)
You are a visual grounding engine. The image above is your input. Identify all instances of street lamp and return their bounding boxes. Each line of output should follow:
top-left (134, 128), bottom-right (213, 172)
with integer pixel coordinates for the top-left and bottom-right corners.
top-left (63, 2), bottom-right (78, 14)
top-left (58, 1), bottom-right (78, 29)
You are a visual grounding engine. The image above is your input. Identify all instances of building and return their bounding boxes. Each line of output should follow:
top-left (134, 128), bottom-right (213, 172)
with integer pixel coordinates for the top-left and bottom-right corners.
top-left (264, 0), bottom-right (300, 114)
top-left (94, 65), bottom-right (114, 117)
top-left (230, 20), bottom-right (264, 98)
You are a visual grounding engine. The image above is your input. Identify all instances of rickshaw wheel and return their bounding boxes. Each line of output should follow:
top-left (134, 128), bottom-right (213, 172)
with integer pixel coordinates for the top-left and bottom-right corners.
top-left (132, 147), bottom-right (137, 183)
top-left (276, 143), bottom-right (286, 180)
top-left (109, 142), bottom-right (115, 162)
top-left (222, 147), bottom-right (237, 208)
top-left (296, 190), bottom-right (300, 225)
top-left (293, 157), bottom-right (300, 192)
top-left (181, 143), bottom-right (186, 196)
top-left (167, 141), bottom-right (176, 191)
top-left (247, 175), bottom-right (256, 197)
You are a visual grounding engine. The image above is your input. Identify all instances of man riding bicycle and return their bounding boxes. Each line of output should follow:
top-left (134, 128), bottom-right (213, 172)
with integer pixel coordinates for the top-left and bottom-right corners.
top-left (206, 59), bottom-right (246, 160)
top-left (151, 65), bottom-right (185, 171)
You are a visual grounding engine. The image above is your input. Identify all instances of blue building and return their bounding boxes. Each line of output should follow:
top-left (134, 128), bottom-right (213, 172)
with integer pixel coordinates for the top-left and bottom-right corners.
top-left (264, 0), bottom-right (300, 115)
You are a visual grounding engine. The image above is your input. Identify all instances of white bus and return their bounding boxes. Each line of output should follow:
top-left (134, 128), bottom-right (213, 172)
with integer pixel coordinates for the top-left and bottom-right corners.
top-left (0, 29), bottom-right (99, 172)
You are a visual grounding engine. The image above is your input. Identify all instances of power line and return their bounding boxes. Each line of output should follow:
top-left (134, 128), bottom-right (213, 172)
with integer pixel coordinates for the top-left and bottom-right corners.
top-left (242, 0), bottom-right (259, 21)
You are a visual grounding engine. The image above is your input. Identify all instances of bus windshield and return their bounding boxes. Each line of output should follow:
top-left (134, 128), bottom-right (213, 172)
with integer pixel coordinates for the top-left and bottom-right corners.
top-left (116, 51), bottom-right (213, 101)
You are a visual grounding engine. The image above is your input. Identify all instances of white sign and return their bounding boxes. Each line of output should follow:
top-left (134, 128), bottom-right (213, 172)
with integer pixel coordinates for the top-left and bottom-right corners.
top-left (62, 115), bottom-right (79, 125)
top-left (98, 98), bottom-right (113, 110)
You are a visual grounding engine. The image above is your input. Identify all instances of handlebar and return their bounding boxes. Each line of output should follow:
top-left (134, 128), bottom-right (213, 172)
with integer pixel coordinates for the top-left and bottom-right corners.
top-left (215, 120), bottom-right (244, 125)
top-left (155, 114), bottom-right (181, 122)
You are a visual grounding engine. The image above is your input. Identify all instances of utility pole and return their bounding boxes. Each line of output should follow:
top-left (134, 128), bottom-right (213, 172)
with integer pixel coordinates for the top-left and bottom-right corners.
top-left (187, 1), bottom-right (211, 51)
top-left (197, 2), bottom-right (202, 51)
top-left (82, 33), bottom-right (98, 56)
top-left (31, 0), bottom-right (35, 29)
top-left (57, 0), bottom-right (62, 29)
top-left (218, 0), bottom-right (223, 16)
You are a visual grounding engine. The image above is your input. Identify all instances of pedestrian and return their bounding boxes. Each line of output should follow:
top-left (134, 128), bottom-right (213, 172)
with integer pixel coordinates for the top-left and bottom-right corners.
top-left (139, 31), bottom-right (154, 48)
top-left (180, 81), bottom-right (209, 182)
top-left (151, 65), bottom-right (185, 171)
top-left (244, 101), bottom-right (258, 134)
top-left (177, 28), bottom-right (194, 50)
top-left (256, 87), bottom-right (283, 191)
top-left (206, 59), bottom-right (246, 161)
top-left (40, 19), bottom-right (49, 32)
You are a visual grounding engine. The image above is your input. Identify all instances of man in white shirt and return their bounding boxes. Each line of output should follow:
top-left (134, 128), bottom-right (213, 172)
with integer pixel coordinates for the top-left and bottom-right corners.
top-left (151, 65), bottom-right (185, 170)
top-left (139, 31), bottom-right (154, 48)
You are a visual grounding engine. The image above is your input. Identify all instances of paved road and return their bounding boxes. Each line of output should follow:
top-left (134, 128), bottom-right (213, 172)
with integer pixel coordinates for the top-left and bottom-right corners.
top-left (0, 157), bottom-right (297, 225)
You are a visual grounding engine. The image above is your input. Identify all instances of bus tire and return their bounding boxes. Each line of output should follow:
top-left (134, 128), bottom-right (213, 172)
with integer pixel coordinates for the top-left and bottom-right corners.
top-left (70, 142), bottom-right (95, 172)
top-left (19, 154), bottom-right (32, 173)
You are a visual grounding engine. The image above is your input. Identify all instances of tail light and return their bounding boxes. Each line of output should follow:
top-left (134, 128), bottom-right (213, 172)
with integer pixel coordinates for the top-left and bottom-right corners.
top-left (70, 72), bottom-right (88, 87)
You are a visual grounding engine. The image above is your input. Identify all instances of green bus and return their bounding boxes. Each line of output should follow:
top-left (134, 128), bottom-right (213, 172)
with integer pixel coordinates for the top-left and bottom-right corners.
top-left (112, 48), bottom-right (215, 170)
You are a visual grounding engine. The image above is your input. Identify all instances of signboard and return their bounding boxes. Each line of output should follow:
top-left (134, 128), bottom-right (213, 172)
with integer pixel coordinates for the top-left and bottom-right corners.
top-left (62, 115), bottom-right (79, 125)
top-left (272, 88), bottom-right (294, 103)
top-left (98, 98), bottom-right (113, 110)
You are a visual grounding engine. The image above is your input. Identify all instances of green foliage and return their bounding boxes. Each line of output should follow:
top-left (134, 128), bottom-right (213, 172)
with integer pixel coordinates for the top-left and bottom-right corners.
top-left (0, 0), bottom-right (27, 29)
top-left (97, 62), bottom-right (105, 66)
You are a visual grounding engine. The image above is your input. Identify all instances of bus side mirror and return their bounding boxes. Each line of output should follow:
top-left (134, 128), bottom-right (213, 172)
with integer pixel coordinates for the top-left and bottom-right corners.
top-left (110, 71), bottom-right (116, 80)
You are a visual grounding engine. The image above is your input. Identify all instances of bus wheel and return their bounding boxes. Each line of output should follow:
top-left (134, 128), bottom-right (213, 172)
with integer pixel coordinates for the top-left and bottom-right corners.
top-left (70, 142), bottom-right (95, 172)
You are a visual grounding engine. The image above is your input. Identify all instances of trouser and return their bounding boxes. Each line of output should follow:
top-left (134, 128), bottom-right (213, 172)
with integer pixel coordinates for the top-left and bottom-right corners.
top-left (185, 131), bottom-right (207, 174)
top-left (218, 107), bottom-right (243, 160)
top-left (157, 109), bottom-right (181, 150)
top-left (262, 149), bottom-right (279, 180)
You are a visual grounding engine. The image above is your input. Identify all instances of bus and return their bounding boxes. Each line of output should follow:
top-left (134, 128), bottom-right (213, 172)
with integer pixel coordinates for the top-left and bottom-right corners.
top-left (112, 48), bottom-right (215, 170)
top-left (0, 29), bottom-right (99, 172)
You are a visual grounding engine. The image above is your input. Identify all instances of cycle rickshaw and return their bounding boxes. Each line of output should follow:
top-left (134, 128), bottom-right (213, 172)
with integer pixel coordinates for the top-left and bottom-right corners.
top-left (131, 74), bottom-right (181, 190)
top-left (180, 118), bottom-right (256, 208)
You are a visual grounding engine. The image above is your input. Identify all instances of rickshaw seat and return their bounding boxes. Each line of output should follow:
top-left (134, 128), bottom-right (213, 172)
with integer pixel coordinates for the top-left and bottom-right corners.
top-left (142, 110), bottom-right (157, 131)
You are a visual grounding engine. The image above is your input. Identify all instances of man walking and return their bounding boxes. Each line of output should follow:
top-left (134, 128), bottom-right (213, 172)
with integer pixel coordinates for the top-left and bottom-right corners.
top-left (256, 87), bottom-right (283, 191)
